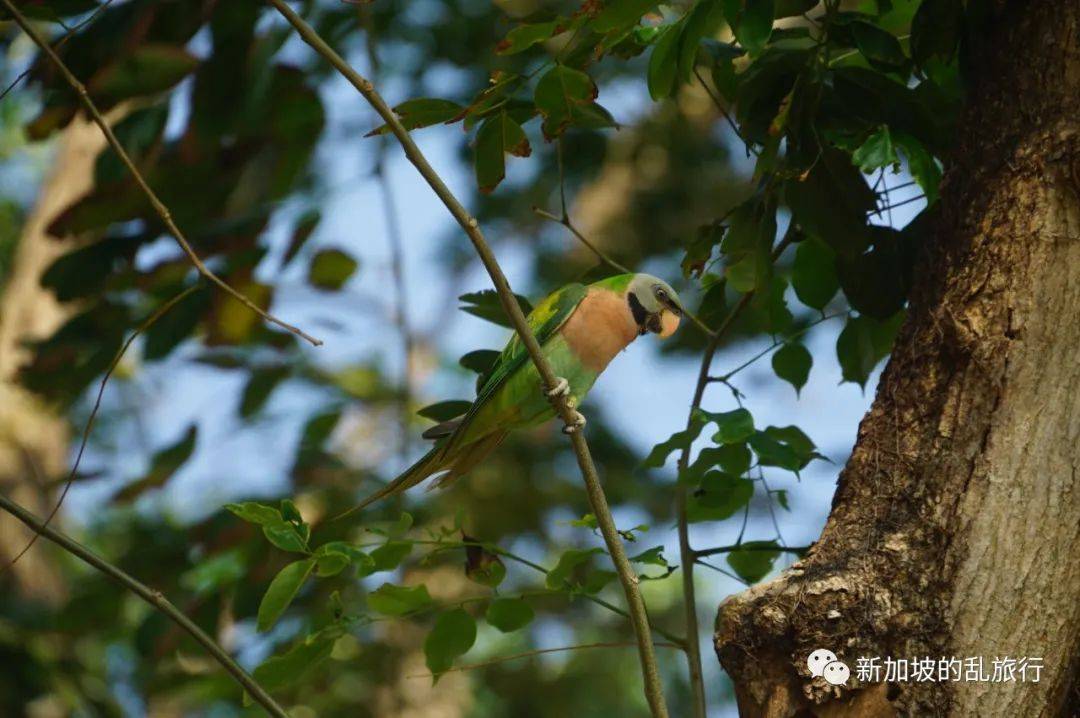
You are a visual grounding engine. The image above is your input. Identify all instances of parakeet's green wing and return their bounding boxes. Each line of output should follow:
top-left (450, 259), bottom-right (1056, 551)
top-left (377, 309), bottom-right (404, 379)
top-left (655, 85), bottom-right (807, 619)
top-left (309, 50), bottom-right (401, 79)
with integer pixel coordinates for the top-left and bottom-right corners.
top-left (472, 283), bottom-right (588, 403)
top-left (330, 283), bottom-right (588, 522)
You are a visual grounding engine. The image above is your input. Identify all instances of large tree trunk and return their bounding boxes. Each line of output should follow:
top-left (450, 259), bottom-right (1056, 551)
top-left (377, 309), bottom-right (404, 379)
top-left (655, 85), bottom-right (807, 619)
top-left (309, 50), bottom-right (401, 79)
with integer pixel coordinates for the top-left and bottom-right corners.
top-left (714, 3), bottom-right (1080, 716)
top-left (0, 114), bottom-right (110, 601)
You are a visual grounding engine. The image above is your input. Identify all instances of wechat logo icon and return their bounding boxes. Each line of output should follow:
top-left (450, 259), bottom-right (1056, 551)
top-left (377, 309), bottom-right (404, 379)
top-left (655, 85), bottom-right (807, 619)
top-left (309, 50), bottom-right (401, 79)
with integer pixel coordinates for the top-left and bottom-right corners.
top-left (808, 648), bottom-right (850, 686)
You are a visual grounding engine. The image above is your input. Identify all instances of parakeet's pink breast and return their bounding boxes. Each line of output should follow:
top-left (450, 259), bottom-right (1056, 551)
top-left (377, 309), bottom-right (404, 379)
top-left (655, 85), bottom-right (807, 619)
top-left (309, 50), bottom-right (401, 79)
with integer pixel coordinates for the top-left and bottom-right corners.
top-left (560, 288), bottom-right (639, 372)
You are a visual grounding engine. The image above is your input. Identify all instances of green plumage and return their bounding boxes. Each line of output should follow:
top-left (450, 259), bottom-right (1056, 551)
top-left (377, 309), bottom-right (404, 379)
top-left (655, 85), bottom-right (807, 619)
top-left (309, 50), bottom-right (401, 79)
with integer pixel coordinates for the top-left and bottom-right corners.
top-left (339, 279), bottom-right (626, 517)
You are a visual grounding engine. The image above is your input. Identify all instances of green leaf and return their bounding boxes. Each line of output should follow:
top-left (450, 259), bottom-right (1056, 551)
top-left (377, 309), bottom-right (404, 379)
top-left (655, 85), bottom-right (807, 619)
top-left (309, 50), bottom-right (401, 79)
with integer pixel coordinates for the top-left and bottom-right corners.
top-left (365, 98), bottom-right (465, 136)
top-left (425, 609), bottom-right (477, 676)
top-left (546, 548), bottom-right (604, 589)
top-left (836, 312), bottom-right (904, 387)
top-left (681, 443), bottom-right (752, 484)
top-left (592, 0), bottom-right (661, 32)
top-left (763, 425), bottom-right (818, 466)
top-left (226, 502), bottom-right (282, 526)
top-left (458, 289), bottom-right (534, 328)
top-left (677, 0), bottom-right (725, 83)
top-left (710, 408), bottom-right (755, 444)
top-left (893, 132), bottom-right (941, 204)
top-left (642, 415), bottom-right (707, 468)
top-left (486, 598), bottom-right (535, 632)
top-left (910, 0), bottom-right (963, 69)
top-left (371, 541), bottom-right (413, 572)
top-left (791, 237), bottom-right (839, 310)
top-left (308, 249), bottom-right (358, 290)
top-left (534, 65), bottom-right (614, 139)
top-left (850, 21), bottom-right (907, 71)
top-left (735, 0), bottom-right (775, 55)
top-left (283, 210), bottom-right (320, 265)
top-left (240, 367), bottom-right (289, 418)
top-left (417, 400), bottom-right (473, 422)
top-left (837, 227), bottom-right (913, 319)
top-left (257, 559), bottom-right (315, 631)
top-left (629, 545), bottom-right (669, 567)
top-left (774, 0), bottom-right (816, 18)
top-left (772, 343), bottom-right (811, 395)
top-left (852, 125), bottom-right (899, 173)
top-left (687, 473), bottom-right (754, 523)
top-left (747, 275), bottom-right (793, 334)
top-left (721, 196), bottom-right (777, 292)
top-left (748, 430), bottom-right (801, 472)
top-left (89, 44), bottom-right (199, 102)
top-left (475, 110), bottom-right (532, 193)
top-left (115, 425), bottom-right (198, 501)
top-left (312, 543), bottom-right (353, 577)
top-left (459, 349), bottom-right (500, 375)
top-left (647, 23), bottom-right (682, 100)
top-left (785, 147), bottom-right (875, 257)
top-left (252, 628), bottom-right (339, 692)
top-left (497, 21), bottom-right (560, 54)
top-left (726, 540), bottom-right (780, 582)
top-left (367, 583), bottom-right (433, 616)
top-left (180, 549), bottom-right (246, 595)
top-left (262, 523), bottom-right (309, 553)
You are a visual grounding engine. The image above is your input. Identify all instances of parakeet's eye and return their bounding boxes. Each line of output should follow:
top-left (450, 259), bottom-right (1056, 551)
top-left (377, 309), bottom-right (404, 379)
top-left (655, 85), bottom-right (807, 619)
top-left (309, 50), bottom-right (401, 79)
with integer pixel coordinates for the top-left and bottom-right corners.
top-left (654, 286), bottom-right (668, 301)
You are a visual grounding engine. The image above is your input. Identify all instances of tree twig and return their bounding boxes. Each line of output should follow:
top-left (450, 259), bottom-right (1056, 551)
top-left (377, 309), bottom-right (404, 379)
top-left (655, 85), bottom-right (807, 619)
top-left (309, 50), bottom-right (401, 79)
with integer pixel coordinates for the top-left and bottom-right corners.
top-left (0, 492), bottom-right (288, 718)
top-left (268, 3), bottom-right (669, 715)
top-left (2, 285), bottom-right (199, 575)
top-left (406, 641), bottom-right (682, 679)
top-left (0, 0), bottom-right (322, 347)
top-left (672, 233), bottom-right (795, 718)
top-left (0, 0), bottom-right (115, 103)
top-left (693, 67), bottom-right (759, 157)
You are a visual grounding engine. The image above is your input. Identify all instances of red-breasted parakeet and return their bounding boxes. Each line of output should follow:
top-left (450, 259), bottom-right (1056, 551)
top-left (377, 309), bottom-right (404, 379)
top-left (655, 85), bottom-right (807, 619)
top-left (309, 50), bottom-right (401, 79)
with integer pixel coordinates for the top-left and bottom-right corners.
top-left (343, 273), bottom-right (683, 515)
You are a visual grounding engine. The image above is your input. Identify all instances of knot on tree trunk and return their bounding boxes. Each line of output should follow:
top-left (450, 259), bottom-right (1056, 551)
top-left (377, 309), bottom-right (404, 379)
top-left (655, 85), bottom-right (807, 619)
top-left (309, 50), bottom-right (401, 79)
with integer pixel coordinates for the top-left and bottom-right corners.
top-left (715, 561), bottom-right (910, 718)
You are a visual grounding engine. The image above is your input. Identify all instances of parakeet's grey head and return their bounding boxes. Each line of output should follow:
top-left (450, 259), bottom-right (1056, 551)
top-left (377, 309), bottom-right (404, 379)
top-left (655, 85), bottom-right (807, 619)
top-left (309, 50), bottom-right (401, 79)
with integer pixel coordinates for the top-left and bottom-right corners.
top-left (626, 273), bottom-right (683, 337)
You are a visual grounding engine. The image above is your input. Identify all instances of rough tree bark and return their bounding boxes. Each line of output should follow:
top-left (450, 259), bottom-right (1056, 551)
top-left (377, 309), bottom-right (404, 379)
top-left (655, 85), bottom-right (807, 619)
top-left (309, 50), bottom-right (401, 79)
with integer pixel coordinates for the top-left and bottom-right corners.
top-left (0, 114), bottom-right (110, 601)
top-left (714, 2), bottom-right (1080, 717)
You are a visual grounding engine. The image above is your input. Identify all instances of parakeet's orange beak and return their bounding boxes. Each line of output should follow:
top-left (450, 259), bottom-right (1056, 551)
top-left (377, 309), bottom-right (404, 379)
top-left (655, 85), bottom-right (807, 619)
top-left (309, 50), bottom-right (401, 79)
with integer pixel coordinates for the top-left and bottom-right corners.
top-left (658, 309), bottom-right (680, 338)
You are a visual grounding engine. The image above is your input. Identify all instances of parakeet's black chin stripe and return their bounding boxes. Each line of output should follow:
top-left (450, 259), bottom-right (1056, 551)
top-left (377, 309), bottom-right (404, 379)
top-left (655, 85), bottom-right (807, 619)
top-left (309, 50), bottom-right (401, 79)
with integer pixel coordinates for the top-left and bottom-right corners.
top-left (628, 292), bottom-right (649, 334)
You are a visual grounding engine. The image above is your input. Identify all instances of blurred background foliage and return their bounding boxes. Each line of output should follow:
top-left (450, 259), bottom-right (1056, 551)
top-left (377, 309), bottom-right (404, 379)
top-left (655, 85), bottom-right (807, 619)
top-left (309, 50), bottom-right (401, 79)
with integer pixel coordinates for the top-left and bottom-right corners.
top-left (0, 0), bottom-right (960, 715)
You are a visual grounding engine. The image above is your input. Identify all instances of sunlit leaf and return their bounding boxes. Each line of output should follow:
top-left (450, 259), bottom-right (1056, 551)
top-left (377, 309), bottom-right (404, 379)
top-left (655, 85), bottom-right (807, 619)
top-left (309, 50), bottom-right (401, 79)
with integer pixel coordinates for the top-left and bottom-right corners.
top-left (257, 559), bottom-right (315, 631)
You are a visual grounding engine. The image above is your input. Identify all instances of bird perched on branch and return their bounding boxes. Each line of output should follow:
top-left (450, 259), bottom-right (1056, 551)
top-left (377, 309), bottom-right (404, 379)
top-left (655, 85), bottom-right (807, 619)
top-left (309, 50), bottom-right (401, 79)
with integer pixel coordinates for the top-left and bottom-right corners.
top-left (338, 273), bottom-right (682, 518)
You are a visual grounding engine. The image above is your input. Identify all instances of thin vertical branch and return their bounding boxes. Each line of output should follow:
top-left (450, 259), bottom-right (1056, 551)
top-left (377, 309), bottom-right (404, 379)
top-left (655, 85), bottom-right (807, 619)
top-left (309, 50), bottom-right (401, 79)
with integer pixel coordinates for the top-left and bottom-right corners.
top-left (0, 492), bottom-right (288, 718)
top-left (267, 3), bottom-right (669, 716)
top-left (0, 0), bottom-right (322, 347)
top-left (673, 233), bottom-right (796, 718)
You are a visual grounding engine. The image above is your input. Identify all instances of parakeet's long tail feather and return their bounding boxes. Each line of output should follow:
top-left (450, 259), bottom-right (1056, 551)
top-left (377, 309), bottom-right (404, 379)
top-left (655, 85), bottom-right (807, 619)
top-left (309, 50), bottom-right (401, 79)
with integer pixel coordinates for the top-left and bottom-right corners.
top-left (330, 447), bottom-right (447, 522)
